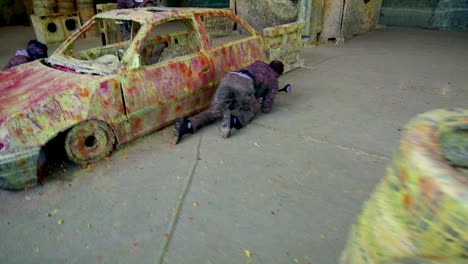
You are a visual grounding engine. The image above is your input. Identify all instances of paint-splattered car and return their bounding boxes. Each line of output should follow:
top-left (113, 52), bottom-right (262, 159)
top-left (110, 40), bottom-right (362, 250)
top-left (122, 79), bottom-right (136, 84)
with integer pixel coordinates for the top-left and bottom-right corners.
top-left (0, 7), bottom-right (303, 190)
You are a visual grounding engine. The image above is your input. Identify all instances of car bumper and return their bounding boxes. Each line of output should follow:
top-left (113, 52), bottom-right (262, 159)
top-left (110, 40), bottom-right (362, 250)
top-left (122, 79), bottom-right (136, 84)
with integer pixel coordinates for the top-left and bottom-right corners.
top-left (0, 148), bottom-right (40, 190)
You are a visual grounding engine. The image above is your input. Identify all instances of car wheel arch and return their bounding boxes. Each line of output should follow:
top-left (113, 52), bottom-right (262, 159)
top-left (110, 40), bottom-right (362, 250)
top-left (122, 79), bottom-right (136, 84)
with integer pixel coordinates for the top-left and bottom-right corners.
top-left (38, 119), bottom-right (119, 166)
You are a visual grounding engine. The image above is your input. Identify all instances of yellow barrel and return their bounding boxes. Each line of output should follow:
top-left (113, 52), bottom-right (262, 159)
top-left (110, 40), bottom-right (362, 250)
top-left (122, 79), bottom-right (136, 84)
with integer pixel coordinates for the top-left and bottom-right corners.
top-left (340, 108), bottom-right (468, 263)
top-left (33, 0), bottom-right (56, 15)
top-left (57, 0), bottom-right (75, 13)
top-left (75, 0), bottom-right (94, 9)
top-left (78, 5), bottom-right (99, 37)
top-left (78, 7), bottom-right (94, 21)
top-left (75, 0), bottom-right (93, 4)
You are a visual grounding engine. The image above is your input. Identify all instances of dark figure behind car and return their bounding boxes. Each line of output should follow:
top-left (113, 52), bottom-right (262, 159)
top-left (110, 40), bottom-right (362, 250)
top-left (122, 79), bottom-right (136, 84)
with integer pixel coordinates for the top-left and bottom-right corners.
top-left (173, 60), bottom-right (284, 144)
top-left (3, 40), bottom-right (48, 70)
top-left (117, 0), bottom-right (166, 40)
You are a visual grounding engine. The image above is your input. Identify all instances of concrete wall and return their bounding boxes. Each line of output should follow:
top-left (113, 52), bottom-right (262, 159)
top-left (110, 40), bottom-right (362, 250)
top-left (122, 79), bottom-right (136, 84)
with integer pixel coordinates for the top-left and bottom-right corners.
top-left (380, 0), bottom-right (468, 30)
top-left (235, 0), bottom-right (298, 34)
top-left (320, 0), bottom-right (383, 41)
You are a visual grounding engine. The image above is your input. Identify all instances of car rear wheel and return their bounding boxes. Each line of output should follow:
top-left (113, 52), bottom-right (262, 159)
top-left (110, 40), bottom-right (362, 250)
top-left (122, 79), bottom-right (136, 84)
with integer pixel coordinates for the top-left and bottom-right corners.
top-left (65, 120), bottom-right (116, 165)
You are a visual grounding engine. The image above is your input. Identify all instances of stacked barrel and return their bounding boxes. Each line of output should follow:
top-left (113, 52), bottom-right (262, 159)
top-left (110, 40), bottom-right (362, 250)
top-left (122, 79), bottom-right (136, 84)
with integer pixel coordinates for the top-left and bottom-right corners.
top-left (33, 0), bottom-right (56, 16)
top-left (76, 0), bottom-right (99, 36)
top-left (33, 0), bottom-right (78, 15)
top-left (57, 0), bottom-right (75, 13)
top-left (31, 0), bottom-right (91, 44)
top-left (31, 0), bottom-right (97, 28)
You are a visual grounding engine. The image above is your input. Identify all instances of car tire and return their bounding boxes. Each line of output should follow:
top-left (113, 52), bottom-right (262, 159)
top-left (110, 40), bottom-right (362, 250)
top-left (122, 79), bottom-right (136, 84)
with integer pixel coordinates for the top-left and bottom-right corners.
top-left (65, 120), bottom-right (116, 165)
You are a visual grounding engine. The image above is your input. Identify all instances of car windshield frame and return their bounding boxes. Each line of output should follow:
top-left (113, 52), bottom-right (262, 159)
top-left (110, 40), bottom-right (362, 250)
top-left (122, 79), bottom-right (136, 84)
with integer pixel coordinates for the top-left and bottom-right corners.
top-left (47, 17), bottom-right (148, 75)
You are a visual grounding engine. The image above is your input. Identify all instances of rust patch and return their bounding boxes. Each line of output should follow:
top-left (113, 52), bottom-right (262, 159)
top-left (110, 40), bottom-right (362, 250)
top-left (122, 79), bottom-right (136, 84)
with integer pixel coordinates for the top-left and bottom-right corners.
top-left (419, 177), bottom-right (438, 195)
top-left (134, 118), bottom-right (142, 129)
top-left (399, 167), bottom-right (408, 183)
top-left (402, 193), bottom-right (412, 209)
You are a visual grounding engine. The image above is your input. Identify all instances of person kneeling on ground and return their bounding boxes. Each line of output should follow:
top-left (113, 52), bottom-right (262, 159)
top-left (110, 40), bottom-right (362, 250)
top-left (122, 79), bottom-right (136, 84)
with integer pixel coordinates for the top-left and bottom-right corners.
top-left (173, 60), bottom-right (284, 144)
top-left (2, 40), bottom-right (48, 70)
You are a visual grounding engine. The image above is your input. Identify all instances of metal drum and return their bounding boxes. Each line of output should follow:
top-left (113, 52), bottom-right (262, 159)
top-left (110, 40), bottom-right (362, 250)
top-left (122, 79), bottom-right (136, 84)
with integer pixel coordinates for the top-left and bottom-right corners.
top-left (33, 0), bottom-right (56, 15)
top-left (76, 0), bottom-right (98, 37)
top-left (57, 0), bottom-right (75, 13)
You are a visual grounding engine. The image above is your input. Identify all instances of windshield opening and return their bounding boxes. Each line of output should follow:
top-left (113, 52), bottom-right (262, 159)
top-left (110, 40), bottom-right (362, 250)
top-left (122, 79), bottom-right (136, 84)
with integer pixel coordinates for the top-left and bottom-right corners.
top-left (54, 18), bottom-right (142, 74)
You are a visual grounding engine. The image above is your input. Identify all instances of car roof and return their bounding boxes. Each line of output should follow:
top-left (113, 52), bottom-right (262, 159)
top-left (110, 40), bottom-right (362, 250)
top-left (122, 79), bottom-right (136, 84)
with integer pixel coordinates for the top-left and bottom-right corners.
top-left (95, 7), bottom-right (233, 24)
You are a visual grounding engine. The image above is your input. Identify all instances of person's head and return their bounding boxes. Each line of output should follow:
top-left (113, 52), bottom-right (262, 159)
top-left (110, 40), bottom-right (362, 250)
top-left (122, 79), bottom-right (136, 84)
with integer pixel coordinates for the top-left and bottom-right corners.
top-left (27, 40), bottom-right (48, 60)
top-left (269, 60), bottom-right (284, 76)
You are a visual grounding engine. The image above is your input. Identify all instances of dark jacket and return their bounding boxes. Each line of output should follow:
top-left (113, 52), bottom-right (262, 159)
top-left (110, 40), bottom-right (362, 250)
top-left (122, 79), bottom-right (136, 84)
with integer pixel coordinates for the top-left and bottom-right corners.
top-left (117, 0), bottom-right (139, 9)
top-left (2, 50), bottom-right (31, 70)
top-left (241, 61), bottom-right (279, 113)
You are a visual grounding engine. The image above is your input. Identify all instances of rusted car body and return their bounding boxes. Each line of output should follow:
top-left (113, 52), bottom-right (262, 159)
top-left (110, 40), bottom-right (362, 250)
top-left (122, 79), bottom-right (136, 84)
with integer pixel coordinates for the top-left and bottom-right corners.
top-left (0, 7), bottom-right (283, 190)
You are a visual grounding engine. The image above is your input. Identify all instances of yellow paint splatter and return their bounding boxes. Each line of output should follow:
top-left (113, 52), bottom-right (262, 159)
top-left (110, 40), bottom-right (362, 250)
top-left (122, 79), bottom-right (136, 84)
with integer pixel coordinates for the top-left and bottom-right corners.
top-left (192, 202), bottom-right (198, 207)
top-left (244, 249), bottom-right (252, 257)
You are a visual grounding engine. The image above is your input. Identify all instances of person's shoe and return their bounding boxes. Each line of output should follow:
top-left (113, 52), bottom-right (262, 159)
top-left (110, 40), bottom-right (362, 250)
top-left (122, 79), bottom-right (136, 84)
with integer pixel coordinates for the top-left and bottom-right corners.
top-left (220, 112), bottom-right (241, 138)
top-left (173, 117), bottom-right (193, 144)
top-left (220, 112), bottom-right (232, 139)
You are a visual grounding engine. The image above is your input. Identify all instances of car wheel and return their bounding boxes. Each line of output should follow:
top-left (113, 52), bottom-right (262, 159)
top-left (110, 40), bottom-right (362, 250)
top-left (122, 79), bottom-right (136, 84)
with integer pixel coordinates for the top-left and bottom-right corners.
top-left (65, 120), bottom-right (116, 165)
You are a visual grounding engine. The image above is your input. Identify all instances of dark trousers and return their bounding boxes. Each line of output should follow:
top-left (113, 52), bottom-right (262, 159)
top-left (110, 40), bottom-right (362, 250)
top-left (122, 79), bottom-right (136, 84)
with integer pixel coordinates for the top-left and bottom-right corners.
top-left (188, 73), bottom-right (259, 131)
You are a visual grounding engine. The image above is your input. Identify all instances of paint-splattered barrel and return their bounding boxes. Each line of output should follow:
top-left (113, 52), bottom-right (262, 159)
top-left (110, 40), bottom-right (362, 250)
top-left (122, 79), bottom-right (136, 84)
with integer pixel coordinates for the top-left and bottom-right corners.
top-left (78, 7), bottom-right (94, 22)
top-left (340, 108), bottom-right (468, 263)
top-left (76, 0), bottom-right (94, 19)
top-left (33, 0), bottom-right (56, 15)
top-left (76, 0), bottom-right (98, 37)
top-left (57, 0), bottom-right (75, 13)
top-left (75, 0), bottom-right (94, 5)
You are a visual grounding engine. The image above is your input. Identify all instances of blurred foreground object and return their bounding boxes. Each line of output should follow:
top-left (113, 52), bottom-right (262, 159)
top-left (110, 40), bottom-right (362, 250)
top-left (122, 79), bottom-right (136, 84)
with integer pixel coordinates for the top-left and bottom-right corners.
top-left (340, 108), bottom-right (468, 264)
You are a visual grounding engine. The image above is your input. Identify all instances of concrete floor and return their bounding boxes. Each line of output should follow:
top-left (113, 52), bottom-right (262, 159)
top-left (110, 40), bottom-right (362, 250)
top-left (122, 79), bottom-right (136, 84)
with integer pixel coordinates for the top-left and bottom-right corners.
top-left (0, 26), bottom-right (467, 264)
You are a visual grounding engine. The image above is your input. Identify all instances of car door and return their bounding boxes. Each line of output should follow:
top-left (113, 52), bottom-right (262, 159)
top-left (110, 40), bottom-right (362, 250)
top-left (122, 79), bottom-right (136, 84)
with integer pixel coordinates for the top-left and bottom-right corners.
top-left (198, 12), bottom-right (266, 81)
top-left (119, 17), bottom-right (215, 140)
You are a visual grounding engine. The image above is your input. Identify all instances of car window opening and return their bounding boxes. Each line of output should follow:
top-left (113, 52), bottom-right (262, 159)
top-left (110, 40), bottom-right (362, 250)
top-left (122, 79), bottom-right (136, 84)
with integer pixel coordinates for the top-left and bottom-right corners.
top-left (201, 15), bottom-right (253, 48)
top-left (140, 19), bottom-right (200, 67)
top-left (146, 9), bottom-right (166, 13)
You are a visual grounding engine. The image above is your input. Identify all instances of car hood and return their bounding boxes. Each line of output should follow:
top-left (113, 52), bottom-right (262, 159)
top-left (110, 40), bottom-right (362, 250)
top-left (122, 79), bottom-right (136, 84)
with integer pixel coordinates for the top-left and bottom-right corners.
top-left (0, 60), bottom-right (100, 121)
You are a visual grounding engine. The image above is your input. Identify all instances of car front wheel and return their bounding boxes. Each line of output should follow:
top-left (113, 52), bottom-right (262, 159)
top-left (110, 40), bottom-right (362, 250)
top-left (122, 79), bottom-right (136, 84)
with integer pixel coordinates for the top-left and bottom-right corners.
top-left (65, 120), bottom-right (116, 165)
